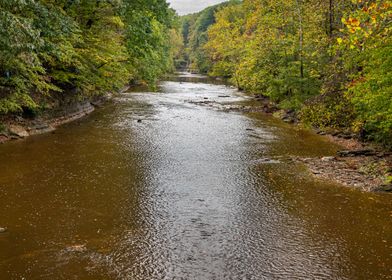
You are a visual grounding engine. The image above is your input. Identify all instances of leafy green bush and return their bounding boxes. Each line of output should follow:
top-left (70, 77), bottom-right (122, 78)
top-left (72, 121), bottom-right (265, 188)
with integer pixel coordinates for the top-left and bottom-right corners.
top-left (300, 92), bottom-right (356, 130)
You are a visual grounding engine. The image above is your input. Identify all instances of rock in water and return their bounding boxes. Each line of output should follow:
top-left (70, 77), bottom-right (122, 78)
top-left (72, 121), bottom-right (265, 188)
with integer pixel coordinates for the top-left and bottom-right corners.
top-left (0, 227), bottom-right (7, 233)
top-left (8, 125), bottom-right (29, 138)
top-left (321, 156), bottom-right (335, 162)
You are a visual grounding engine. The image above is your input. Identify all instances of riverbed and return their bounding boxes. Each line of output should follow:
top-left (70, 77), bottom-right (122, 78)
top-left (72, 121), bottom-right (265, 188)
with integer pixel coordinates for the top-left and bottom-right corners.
top-left (0, 73), bottom-right (391, 279)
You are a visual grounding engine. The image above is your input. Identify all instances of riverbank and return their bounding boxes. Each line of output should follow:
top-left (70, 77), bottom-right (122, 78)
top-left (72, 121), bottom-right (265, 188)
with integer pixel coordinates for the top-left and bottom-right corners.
top-left (263, 100), bottom-right (392, 193)
top-left (189, 88), bottom-right (392, 193)
top-left (243, 91), bottom-right (392, 193)
top-left (0, 101), bottom-right (95, 143)
top-left (254, 98), bottom-right (392, 193)
top-left (0, 87), bottom-right (130, 144)
top-left (305, 128), bottom-right (391, 190)
top-left (258, 99), bottom-right (392, 193)
top-left (293, 138), bottom-right (392, 193)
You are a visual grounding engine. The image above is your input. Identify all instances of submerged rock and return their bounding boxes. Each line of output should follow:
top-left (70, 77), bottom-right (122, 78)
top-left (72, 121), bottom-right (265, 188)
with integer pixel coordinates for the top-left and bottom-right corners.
top-left (0, 227), bottom-right (7, 233)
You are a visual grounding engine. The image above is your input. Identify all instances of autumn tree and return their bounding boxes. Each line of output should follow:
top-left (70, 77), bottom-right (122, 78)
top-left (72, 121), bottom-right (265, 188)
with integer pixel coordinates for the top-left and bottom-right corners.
top-left (183, 0), bottom-right (392, 147)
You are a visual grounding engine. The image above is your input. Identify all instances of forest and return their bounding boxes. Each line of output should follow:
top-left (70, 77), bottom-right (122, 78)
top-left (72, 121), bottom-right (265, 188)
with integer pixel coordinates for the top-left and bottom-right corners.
top-left (0, 1), bottom-right (392, 278)
top-left (0, 0), bottom-right (182, 116)
top-left (0, 0), bottom-right (391, 148)
top-left (181, 0), bottom-right (391, 148)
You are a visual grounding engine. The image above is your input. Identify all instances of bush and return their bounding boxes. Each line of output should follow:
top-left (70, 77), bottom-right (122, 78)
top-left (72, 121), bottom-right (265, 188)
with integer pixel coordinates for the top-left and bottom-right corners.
top-left (300, 92), bottom-right (356, 130)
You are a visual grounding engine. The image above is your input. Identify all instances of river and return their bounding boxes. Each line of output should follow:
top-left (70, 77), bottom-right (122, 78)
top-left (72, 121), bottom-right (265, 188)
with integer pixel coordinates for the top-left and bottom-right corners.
top-left (0, 73), bottom-right (391, 279)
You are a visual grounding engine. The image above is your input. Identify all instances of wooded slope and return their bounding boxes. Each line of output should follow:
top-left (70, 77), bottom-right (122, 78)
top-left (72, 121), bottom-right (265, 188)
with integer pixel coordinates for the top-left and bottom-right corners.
top-left (182, 0), bottom-right (392, 147)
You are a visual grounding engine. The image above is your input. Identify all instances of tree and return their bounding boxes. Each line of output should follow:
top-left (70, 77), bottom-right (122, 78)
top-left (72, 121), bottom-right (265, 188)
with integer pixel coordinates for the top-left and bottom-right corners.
top-left (339, 0), bottom-right (392, 145)
top-left (0, 0), bottom-right (179, 114)
top-left (184, 0), bottom-right (392, 146)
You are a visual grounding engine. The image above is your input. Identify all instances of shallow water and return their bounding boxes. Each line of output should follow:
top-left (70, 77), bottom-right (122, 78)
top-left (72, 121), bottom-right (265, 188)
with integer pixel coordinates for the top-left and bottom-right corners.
top-left (0, 74), bottom-right (391, 279)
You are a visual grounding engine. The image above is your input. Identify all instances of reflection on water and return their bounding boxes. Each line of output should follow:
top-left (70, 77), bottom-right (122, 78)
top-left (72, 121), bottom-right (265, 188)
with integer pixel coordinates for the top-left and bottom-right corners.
top-left (0, 73), bottom-right (391, 279)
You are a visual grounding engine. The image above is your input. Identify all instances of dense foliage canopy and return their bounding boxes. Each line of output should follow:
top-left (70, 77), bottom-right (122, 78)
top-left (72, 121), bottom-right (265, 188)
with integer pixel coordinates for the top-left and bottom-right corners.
top-left (179, 1), bottom-right (239, 72)
top-left (0, 0), bottom-right (181, 115)
top-left (181, 0), bottom-right (392, 147)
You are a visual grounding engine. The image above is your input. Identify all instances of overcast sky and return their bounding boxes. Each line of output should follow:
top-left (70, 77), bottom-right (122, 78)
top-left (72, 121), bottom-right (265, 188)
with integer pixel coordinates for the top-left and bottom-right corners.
top-left (167, 0), bottom-right (227, 15)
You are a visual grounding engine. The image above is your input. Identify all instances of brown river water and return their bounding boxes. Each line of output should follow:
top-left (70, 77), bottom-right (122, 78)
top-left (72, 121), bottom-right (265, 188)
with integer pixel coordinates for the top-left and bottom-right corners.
top-left (0, 73), bottom-right (391, 279)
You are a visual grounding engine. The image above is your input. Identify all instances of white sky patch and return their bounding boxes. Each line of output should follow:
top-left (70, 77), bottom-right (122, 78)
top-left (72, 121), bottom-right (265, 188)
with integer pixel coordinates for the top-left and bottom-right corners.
top-left (167, 0), bottom-right (227, 15)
